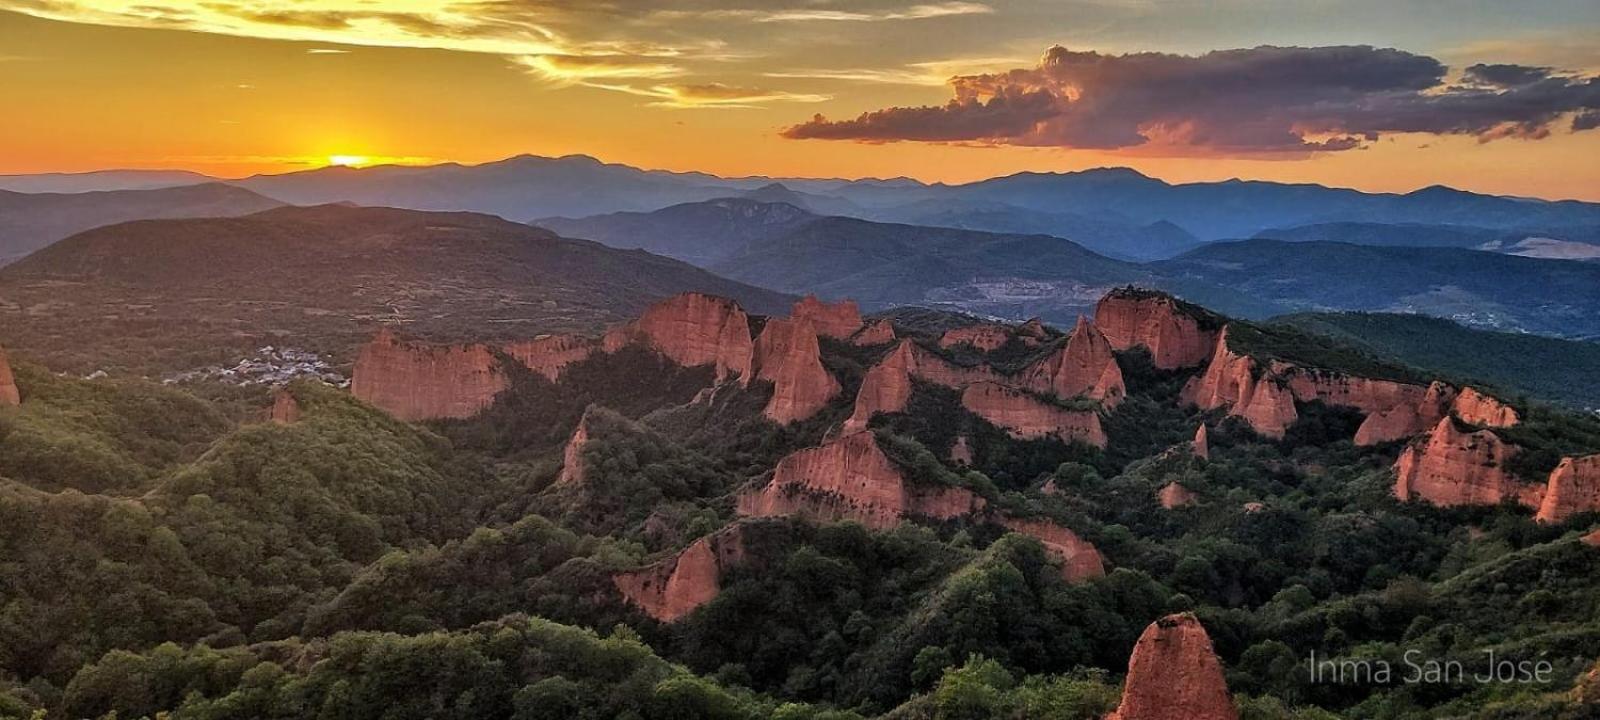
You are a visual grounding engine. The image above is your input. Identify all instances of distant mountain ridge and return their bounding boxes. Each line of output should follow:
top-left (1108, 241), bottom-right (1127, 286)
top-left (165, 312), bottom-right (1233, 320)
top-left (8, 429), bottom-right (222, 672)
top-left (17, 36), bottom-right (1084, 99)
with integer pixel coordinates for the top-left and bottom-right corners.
top-left (0, 183), bottom-right (284, 265)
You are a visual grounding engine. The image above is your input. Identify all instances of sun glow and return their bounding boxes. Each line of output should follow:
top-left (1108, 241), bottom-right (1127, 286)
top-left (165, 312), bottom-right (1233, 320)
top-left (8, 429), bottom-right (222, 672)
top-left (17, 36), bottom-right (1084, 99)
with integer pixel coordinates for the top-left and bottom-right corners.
top-left (327, 155), bottom-right (370, 167)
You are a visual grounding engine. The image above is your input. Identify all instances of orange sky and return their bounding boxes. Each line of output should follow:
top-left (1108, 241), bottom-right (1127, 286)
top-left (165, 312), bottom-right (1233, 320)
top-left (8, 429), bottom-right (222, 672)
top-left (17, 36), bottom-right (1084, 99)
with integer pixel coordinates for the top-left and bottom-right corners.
top-left (3, 3), bottom-right (1599, 200)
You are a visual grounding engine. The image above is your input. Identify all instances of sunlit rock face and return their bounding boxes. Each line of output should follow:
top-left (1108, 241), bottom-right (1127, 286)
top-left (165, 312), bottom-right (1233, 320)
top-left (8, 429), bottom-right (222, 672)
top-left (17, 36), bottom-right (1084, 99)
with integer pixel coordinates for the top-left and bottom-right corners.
top-left (850, 318), bottom-right (897, 346)
top-left (753, 317), bottom-right (840, 424)
top-left (1355, 381), bottom-right (1455, 446)
top-left (269, 387), bottom-right (300, 424)
top-left (844, 340), bottom-right (1002, 432)
top-left (605, 292), bottom-right (754, 384)
top-left (502, 334), bottom-right (595, 382)
top-left (791, 295), bottom-right (863, 340)
top-left (1452, 386), bottom-right (1521, 428)
top-left (613, 523), bottom-right (748, 622)
top-left (556, 408), bottom-right (596, 486)
top-left (1180, 327), bottom-right (1298, 439)
top-left (352, 329), bottom-right (508, 421)
top-left (1094, 288), bottom-right (1217, 370)
top-left (0, 345), bottom-right (19, 406)
top-left (736, 431), bottom-right (984, 530)
top-left (1537, 454), bottom-right (1600, 524)
top-left (1192, 424), bottom-right (1209, 460)
top-left (1109, 613), bottom-right (1238, 720)
top-left (939, 323), bottom-right (1035, 352)
top-left (1394, 418), bottom-right (1532, 508)
top-left (1020, 317), bottom-right (1125, 408)
top-left (996, 516), bottom-right (1105, 582)
top-left (1160, 482), bottom-right (1198, 509)
top-left (960, 382), bottom-right (1106, 447)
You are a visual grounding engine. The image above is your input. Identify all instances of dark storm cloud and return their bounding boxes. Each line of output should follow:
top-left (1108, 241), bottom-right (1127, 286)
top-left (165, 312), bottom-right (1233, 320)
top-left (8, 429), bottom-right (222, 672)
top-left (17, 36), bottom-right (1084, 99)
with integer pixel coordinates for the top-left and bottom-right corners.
top-left (783, 45), bottom-right (1600, 153)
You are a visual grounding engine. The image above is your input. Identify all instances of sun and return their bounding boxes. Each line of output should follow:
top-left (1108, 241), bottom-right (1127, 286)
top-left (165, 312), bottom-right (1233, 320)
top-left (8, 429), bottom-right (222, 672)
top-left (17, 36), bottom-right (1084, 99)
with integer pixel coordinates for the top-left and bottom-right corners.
top-left (327, 155), bottom-right (369, 167)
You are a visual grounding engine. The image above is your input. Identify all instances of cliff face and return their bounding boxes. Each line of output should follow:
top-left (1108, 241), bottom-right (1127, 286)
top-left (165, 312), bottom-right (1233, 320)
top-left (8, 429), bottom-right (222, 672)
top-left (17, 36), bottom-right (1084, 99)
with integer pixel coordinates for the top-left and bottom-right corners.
top-left (0, 346), bottom-right (18, 406)
top-left (609, 292), bottom-right (754, 383)
top-left (737, 431), bottom-right (984, 529)
top-left (1109, 613), bottom-right (1238, 720)
top-left (1280, 365), bottom-right (1432, 417)
top-left (1354, 381), bottom-right (1455, 446)
top-left (997, 516), bottom-right (1105, 582)
top-left (1453, 387), bottom-right (1521, 428)
top-left (269, 387), bottom-right (300, 424)
top-left (753, 318), bottom-right (841, 424)
top-left (1094, 289), bottom-right (1217, 370)
top-left (960, 382), bottom-right (1106, 447)
top-left (503, 334), bottom-right (596, 382)
top-left (851, 319), bottom-right (896, 346)
top-left (1181, 327), bottom-right (1298, 439)
top-left (792, 295), bottom-right (863, 339)
top-left (844, 341), bottom-right (1001, 432)
top-left (613, 524), bottom-right (747, 622)
top-left (1021, 317), bottom-right (1125, 408)
top-left (556, 410), bottom-right (594, 486)
top-left (351, 329), bottom-right (508, 421)
top-left (940, 324), bottom-right (1035, 351)
top-left (1192, 424), bottom-right (1210, 460)
top-left (1394, 418), bottom-right (1533, 508)
top-left (1160, 482), bottom-right (1198, 509)
top-left (1536, 454), bottom-right (1600, 524)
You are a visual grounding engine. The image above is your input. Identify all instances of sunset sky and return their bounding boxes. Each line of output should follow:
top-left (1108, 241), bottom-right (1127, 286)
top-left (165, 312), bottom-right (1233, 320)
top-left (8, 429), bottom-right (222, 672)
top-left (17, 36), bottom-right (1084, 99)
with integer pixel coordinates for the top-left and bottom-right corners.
top-left (3, 1), bottom-right (1598, 200)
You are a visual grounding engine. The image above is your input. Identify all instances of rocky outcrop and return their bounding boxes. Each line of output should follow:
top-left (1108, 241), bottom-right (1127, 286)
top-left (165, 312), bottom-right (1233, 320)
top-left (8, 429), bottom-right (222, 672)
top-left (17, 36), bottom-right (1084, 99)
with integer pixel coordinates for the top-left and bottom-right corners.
top-left (737, 431), bottom-right (984, 529)
top-left (1021, 317), bottom-right (1125, 408)
top-left (950, 435), bottom-right (973, 465)
top-left (960, 382), bottom-right (1106, 447)
top-left (998, 516), bottom-right (1105, 582)
top-left (1453, 387), bottom-right (1520, 428)
top-left (1109, 613), bottom-right (1237, 720)
top-left (1582, 529), bottom-right (1600, 548)
top-left (1394, 418), bottom-right (1534, 508)
top-left (851, 319), bottom-right (896, 346)
top-left (1354, 381), bottom-right (1455, 446)
top-left (1018, 318), bottom-right (1049, 341)
top-left (606, 293), bottom-right (753, 384)
top-left (1181, 327), bottom-right (1298, 439)
top-left (270, 387), bottom-right (300, 424)
top-left (556, 410), bottom-right (594, 486)
top-left (1160, 482), bottom-right (1198, 509)
top-left (1095, 288), bottom-right (1218, 370)
top-left (1192, 424), bottom-right (1209, 460)
top-left (753, 318), bottom-right (841, 424)
top-left (0, 345), bottom-right (18, 406)
top-left (503, 334), bottom-right (596, 382)
top-left (1279, 365), bottom-right (1433, 418)
top-left (792, 295), bottom-right (863, 339)
top-left (940, 324), bottom-right (1033, 351)
top-left (613, 524), bottom-right (747, 622)
top-left (1536, 454), bottom-right (1600, 524)
top-left (844, 341), bottom-right (1001, 432)
top-left (352, 329), bottom-right (508, 421)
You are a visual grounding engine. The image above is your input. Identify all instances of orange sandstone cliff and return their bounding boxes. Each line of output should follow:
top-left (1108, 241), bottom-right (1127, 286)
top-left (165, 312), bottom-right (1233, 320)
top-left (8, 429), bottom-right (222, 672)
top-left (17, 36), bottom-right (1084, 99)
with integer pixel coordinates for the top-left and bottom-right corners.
top-left (1095, 288), bottom-right (1218, 370)
top-left (0, 345), bottom-right (18, 406)
top-left (1109, 613), bottom-right (1238, 720)
top-left (1181, 327), bottom-right (1298, 439)
top-left (844, 341), bottom-right (1001, 432)
top-left (606, 292), bottom-right (754, 384)
top-left (503, 334), bottom-right (596, 382)
top-left (737, 431), bottom-right (984, 529)
top-left (1536, 454), bottom-right (1600, 524)
top-left (1021, 317), bottom-right (1125, 408)
top-left (792, 295), bottom-right (863, 339)
top-left (753, 318), bottom-right (841, 424)
top-left (269, 387), bottom-right (301, 424)
top-left (613, 524), bottom-right (748, 622)
top-left (997, 516), bottom-right (1105, 582)
top-left (556, 410), bottom-right (595, 486)
top-left (352, 329), bottom-right (508, 421)
top-left (1160, 482), bottom-right (1199, 509)
top-left (1394, 418), bottom-right (1532, 508)
top-left (1192, 424), bottom-right (1209, 460)
top-left (1453, 386), bottom-right (1521, 428)
top-left (851, 319), bottom-right (897, 346)
top-left (960, 382), bottom-right (1106, 447)
top-left (940, 324), bottom-right (1035, 351)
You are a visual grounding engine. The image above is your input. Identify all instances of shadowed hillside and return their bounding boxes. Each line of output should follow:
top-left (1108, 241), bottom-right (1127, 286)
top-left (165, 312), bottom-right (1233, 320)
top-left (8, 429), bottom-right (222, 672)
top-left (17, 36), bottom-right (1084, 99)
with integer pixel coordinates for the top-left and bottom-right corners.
top-left (0, 183), bottom-right (283, 265)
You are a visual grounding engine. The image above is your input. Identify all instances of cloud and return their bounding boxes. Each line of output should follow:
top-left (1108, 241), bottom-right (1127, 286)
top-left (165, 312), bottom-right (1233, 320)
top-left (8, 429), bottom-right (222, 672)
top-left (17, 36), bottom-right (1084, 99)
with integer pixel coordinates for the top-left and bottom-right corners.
top-left (516, 54), bottom-right (686, 82)
top-left (305, 48), bottom-right (351, 55)
top-left (782, 45), bottom-right (1600, 154)
top-left (578, 81), bottom-right (831, 109)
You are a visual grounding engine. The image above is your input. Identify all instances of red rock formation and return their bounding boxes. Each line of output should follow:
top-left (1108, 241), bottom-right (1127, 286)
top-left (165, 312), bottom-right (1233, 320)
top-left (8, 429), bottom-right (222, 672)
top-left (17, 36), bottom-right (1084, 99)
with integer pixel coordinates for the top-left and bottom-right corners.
top-left (1279, 365), bottom-right (1432, 417)
top-left (1394, 418), bottom-right (1538, 508)
top-left (1192, 424), bottom-right (1210, 460)
top-left (940, 324), bottom-right (1026, 351)
top-left (352, 329), bottom-right (508, 421)
top-left (1095, 289), bottom-right (1218, 370)
top-left (1582, 529), bottom-right (1600, 548)
top-left (753, 318), bottom-right (841, 424)
top-left (1355, 381), bottom-right (1456, 446)
top-left (1536, 454), bottom-right (1600, 524)
top-left (613, 524), bottom-right (747, 622)
top-left (1021, 317), bottom-right (1125, 408)
top-left (960, 382), bottom-right (1106, 447)
top-left (1160, 483), bottom-right (1198, 509)
top-left (950, 435), bottom-right (973, 465)
top-left (1181, 327), bottom-right (1297, 439)
top-left (1018, 318), bottom-right (1049, 340)
top-left (792, 295), bottom-right (863, 339)
top-left (1452, 387), bottom-right (1520, 428)
top-left (1110, 613), bottom-right (1238, 720)
top-left (503, 334), bottom-right (595, 382)
top-left (608, 293), bottom-right (754, 383)
top-left (844, 341), bottom-right (1001, 431)
top-left (0, 345), bottom-right (18, 407)
top-left (998, 516), bottom-right (1105, 582)
top-left (851, 319), bottom-right (896, 346)
top-left (269, 387), bottom-right (300, 424)
top-left (737, 431), bottom-right (984, 529)
top-left (556, 411), bottom-right (593, 486)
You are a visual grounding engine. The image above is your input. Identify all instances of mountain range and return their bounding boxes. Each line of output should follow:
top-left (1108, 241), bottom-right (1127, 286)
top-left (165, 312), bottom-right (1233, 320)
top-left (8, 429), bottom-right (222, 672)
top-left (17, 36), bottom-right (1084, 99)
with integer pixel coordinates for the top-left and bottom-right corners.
top-left (0, 183), bottom-right (282, 264)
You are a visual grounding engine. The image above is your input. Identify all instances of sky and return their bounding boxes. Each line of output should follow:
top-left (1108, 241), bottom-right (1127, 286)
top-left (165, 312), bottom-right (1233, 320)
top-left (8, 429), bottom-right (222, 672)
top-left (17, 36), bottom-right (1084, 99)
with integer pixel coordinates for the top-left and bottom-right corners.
top-left (2, 1), bottom-right (1599, 200)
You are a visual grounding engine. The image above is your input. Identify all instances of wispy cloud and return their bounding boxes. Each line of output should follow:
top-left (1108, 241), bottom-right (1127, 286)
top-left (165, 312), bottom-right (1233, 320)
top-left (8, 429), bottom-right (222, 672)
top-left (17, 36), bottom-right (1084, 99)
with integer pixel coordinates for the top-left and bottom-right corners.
top-left (515, 54), bottom-right (687, 83)
top-left (305, 48), bottom-right (351, 55)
